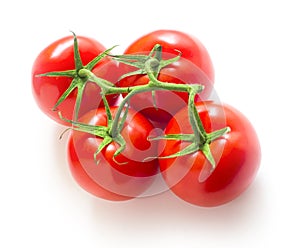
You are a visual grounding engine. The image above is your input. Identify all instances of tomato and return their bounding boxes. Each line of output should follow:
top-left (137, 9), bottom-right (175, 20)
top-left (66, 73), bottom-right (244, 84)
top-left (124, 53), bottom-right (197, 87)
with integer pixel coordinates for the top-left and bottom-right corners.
top-left (32, 35), bottom-right (119, 125)
top-left (158, 101), bottom-right (261, 207)
top-left (118, 30), bottom-right (215, 127)
top-left (67, 107), bottom-right (159, 200)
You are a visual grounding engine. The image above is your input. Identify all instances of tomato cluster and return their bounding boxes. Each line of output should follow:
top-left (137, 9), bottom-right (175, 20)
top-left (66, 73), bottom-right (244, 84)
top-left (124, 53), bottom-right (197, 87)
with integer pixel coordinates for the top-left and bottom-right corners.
top-left (32, 30), bottom-right (261, 207)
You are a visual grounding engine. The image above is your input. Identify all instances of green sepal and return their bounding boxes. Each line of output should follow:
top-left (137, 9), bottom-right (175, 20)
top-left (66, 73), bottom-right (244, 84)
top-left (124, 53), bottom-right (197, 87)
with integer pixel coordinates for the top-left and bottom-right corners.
top-left (117, 69), bottom-right (146, 81)
top-left (94, 136), bottom-right (113, 165)
top-left (201, 143), bottom-right (216, 170)
top-left (157, 142), bottom-right (200, 160)
top-left (85, 45), bottom-right (118, 71)
top-left (112, 134), bottom-right (128, 165)
top-left (52, 78), bottom-right (79, 112)
top-left (58, 112), bottom-right (109, 137)
top-left (36, 70), bottom-right (76, 78)
top-left (207, 127), bottom-right (231, 142)
top-left (158, 49), bottom-right (181, 69)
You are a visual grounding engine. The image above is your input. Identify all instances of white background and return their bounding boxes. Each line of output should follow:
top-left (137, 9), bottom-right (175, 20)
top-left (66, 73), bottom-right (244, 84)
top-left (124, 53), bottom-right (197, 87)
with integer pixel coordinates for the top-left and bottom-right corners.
top-left (1, 0), bottom-right (299, 247)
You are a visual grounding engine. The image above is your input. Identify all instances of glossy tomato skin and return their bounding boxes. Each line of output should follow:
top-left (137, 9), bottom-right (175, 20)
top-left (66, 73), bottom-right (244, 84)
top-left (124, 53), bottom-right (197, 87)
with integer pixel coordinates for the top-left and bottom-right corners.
top-left (159, 102), bottom-right (261, 207)
top-left (67, 107), bottom-right (159, 200)
top-left (118, 30), bottom-right (214, 127)
top-left (32, 36), bottom-right (119, 125)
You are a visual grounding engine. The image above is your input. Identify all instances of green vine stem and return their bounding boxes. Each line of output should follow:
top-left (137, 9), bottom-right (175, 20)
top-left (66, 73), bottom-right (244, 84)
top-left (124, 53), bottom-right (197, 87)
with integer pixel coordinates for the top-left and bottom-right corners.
top-left (79, 60), bottom-right (203, 137)
top-left (78, 56), bottom-right (229, 168)
top-left (38, 33), bottom-right (230, 170)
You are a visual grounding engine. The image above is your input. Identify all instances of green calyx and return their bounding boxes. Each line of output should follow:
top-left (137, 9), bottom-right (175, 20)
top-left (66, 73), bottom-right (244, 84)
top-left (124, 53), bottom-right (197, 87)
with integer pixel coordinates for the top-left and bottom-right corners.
top-left (36, 32), bottom-right (117, 120)
top-left (40, 33), bottom-right (230, 172)
top-left (58, 105), bottom-right (129, 165)
top-left (111, 43), bottom-right (181, 80)
top-left (148, 127), bottom-right (230, 169)
top-left (146, 87), bottom-right (230, 168)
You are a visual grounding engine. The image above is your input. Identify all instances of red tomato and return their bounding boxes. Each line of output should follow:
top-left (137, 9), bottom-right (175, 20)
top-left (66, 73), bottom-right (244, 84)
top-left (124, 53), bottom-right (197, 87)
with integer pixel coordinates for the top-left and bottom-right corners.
top-left (67, 107), bottom-right (159, 200)
top-left (158, 102), bottom-right (261, 207)
top-left (118, 30), bottom-right (215, 127)
top-left (32, 35), bottom-right (119, 125)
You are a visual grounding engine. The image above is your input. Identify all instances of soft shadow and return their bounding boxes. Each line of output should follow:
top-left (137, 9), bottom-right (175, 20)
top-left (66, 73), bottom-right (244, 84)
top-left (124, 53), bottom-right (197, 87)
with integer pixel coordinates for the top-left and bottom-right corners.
top-left (89, 174), bottom-right (267, 236)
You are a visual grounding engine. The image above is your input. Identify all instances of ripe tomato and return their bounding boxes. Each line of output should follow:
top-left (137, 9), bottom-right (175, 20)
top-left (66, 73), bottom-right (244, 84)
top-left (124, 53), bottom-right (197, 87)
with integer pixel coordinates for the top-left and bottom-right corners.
top-left (32, 35), bottom-right (119, 125)
top-left (158, 101), bottom-right (261, 207)
top-left (67, 107), bottom-right (159, 200)
top-left (118, 30), bottom-right (215, 127)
